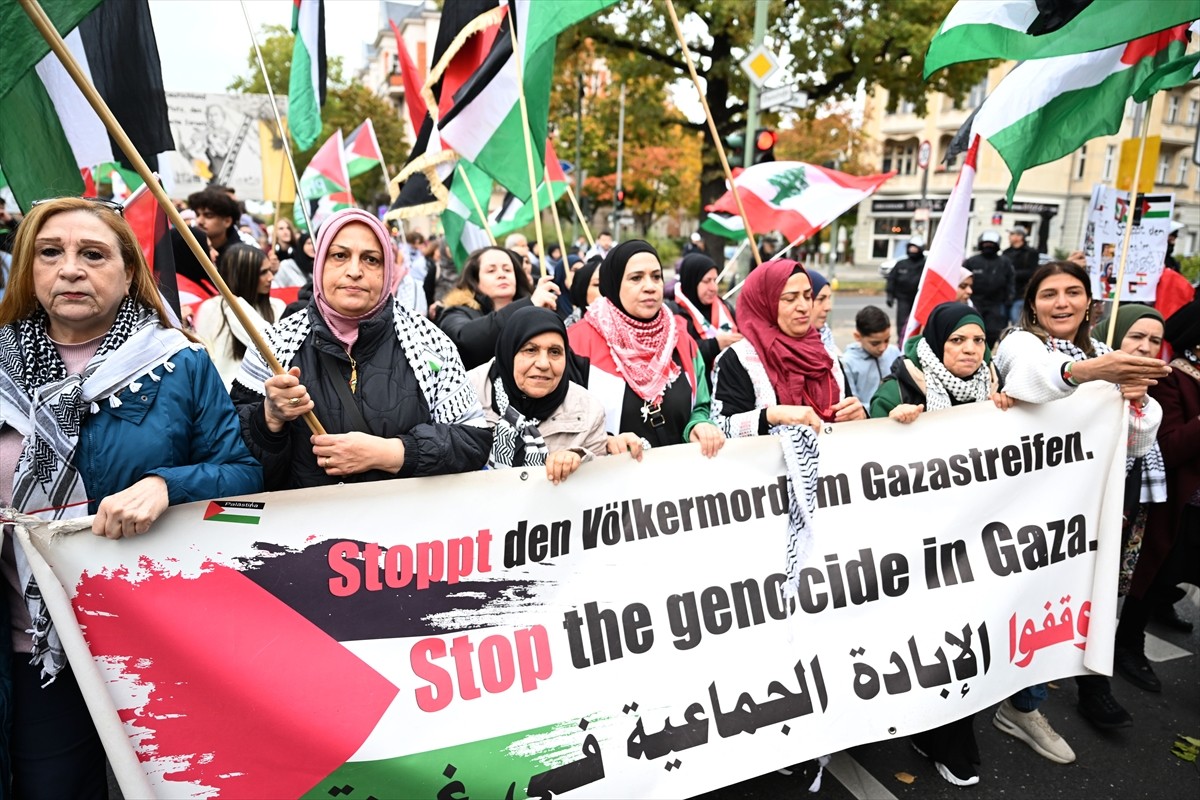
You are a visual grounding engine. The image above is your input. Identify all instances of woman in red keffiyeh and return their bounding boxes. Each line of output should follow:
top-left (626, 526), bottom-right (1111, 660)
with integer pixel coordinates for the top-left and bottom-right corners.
top-left (568, 241), bottom-right (724, 457)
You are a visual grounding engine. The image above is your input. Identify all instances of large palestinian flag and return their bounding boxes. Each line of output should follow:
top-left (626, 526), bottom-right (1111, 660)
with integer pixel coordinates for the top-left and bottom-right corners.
top-left (923, 0), bottom-right (1198, 77)
top-left (0, 0), bottom-right (174, 209)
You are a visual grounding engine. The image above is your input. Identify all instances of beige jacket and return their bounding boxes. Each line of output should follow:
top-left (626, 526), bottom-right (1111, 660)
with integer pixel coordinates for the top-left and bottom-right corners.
top-left (468, 360), bottom-right (609, 460)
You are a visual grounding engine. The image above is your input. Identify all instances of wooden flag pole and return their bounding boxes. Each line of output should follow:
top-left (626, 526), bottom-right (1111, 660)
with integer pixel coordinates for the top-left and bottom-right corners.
top-left (664, 0), bottom-right (762, 267)
top-left (547, 185), bottom-right (568, 273)
top-left (19, 0), bottom-right (326, 435)
top-left (239, 0), bottom-right (313, 234)
top-left (505, 5), bottom-right (546, 253)
top-left (564, 181), bottom-right (596, 249)
top-left (456, 163), bottom-right (497, 245)
top-left (1106, 96), bottom-right (1154, 348)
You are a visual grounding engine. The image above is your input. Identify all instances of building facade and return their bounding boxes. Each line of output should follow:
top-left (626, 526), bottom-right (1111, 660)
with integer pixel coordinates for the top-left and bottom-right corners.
top-left (853, 63), bottom-right (1200, 267)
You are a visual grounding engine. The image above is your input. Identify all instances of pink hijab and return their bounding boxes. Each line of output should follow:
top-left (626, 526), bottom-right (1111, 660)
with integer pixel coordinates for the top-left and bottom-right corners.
top-left (312, 208), bottom-right (402, 350)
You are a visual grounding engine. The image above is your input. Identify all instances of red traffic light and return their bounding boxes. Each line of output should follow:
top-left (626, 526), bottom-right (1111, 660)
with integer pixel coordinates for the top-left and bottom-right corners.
top-left (754, 129), bottom-right (777, 151)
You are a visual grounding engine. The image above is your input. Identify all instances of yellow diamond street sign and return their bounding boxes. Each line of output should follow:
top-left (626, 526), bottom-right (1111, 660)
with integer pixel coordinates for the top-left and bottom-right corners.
top-left (740, 45), bottom-right (780, 88)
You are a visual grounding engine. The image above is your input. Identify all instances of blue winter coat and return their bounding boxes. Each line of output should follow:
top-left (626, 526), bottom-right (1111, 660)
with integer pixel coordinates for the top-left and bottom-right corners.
top-left (76, 346), bottom-right (262, 511)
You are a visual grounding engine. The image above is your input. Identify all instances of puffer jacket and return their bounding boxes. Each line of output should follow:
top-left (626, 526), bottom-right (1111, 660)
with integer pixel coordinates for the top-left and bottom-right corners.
top-left (438, 287), bottom-right (536, 370)
top-left (232, 301), bottom-right (491, 490)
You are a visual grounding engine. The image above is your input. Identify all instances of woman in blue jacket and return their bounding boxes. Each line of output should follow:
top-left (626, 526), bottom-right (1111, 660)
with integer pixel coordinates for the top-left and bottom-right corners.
top-left (0, 197), bottom-right (262, 799)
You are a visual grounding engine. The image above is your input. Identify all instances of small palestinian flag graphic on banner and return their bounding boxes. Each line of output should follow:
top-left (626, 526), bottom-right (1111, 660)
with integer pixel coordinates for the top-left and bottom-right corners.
top-left (1116, 194), bottom-right (1173, 224)
top-left (203, 500), bottom-right (265, 525)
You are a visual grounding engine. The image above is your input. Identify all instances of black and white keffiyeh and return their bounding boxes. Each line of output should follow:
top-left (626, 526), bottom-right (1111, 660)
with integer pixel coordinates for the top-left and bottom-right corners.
top-left (819, 324), bottom-right (835, 350)
top-left (1045, 336), bottom-right (1112, 361)
top-left (233, 297), bottom-right (486, 429)
top-left (1127, 444), bottom-right (1167, 504)
top-left (916, 337), bottom-right (992, 411)
top-left (775, 423), bottom-right (820, 606)
top-left (0, 300), bottom-right (194, 679)
top-left (488, 377), bottom-right (549, 469)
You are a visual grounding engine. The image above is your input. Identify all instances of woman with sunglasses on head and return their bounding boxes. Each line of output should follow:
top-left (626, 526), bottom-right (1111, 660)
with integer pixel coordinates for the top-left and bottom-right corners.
top-left (194, 243), bottom-right (286, 388)
top-left (0, 197), bottom-right (261, 798)
top-left (990, 261), bottom-right (1169, 762)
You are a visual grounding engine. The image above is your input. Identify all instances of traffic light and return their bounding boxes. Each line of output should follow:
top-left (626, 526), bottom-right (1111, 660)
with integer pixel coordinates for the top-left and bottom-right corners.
top-left (725, 133), bottom-right (745, 168)
top-left (753, 128), bottom-right (777, 164)
top-left (615, 188), bottom-right (625, 211)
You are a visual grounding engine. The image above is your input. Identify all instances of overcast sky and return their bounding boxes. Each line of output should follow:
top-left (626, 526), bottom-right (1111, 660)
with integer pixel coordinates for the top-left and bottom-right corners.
top-left (149, 0), bottom-right (382, 94)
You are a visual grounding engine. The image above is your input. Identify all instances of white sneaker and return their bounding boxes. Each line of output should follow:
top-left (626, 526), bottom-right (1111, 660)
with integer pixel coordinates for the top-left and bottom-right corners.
top-left (992, 699), bottom-right (1076, 764)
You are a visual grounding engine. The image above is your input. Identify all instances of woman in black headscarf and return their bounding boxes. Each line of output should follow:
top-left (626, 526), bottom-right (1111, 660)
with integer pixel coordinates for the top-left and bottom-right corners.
top-left (672, 252), bottom-right (741, 376)
top-left (568, 241), bottom-right (723, 456)
top-left (565, 255), bottom-right (601, 326)
top-left (469, 306), bottom-right (608, 483)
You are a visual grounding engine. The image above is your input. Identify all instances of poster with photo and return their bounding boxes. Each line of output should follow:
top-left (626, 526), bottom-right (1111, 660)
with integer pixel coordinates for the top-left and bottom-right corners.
top-left (1081, 185), bottom-right (1174, 302)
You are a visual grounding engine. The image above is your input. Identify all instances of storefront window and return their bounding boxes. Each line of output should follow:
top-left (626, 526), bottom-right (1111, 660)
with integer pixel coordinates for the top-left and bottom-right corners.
top-left (872, 217), bottom-right (911, 259)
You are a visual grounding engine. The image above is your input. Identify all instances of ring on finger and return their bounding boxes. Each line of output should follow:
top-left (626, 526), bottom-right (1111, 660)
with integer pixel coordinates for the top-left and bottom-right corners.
top-left (288, 397), bottom-right (301, 407)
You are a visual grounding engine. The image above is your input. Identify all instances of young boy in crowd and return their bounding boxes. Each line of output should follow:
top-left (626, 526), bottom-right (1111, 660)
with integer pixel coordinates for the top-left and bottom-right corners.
top-left (841, 306), bottom-right (902, 404)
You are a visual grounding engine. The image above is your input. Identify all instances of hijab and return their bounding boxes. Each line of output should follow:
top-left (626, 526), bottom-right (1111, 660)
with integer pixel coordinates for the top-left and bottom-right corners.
top-left (675, 253), bottom-right (737, 339)
top-left (490, 306), bottom-right (572, 421)
top-left (807, 268), bottom-right (836, 349)
top-left (923, 303), bottom-right (990, 364)
top-left (1093, 304), bottom-right (1163, 352)
top-left (292, 233), bottom-right (315, 274)
top-left (486, 307), bottom-right (571, 468)
top-left (569, 256), bottom-right (601, 312)
top-left (312, 209), bottom-right (402, 350)
top-left (584, 240), bottom-right (682, 403)
top-left (914, 303), bottom-right (993, 412)
top-left (737, 259), bottom-right (837, 419)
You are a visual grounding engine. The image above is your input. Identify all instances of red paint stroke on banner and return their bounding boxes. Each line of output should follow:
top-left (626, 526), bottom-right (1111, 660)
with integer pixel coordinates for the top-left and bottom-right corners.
top-left (74, 560), bottom-right (398, 797)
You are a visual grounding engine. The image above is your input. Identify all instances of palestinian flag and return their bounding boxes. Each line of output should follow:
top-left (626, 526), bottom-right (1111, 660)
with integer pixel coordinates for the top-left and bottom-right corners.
top-left (343, 119), bottom-right (385, 179)
top-left (0, 0), bottom-right (174, 210)
top-left (294, 130), bottom-right (350, 232)
top-left (1134, 21), bottom-right (1200, 102)
top-left (957, 25), bottom-right (1192, 202)
top-left (701, 211), bottom-right (749, 242)
top-left (442, 159), bottom-right (495, 268)
top-left (924, 0), bottom-right (1198, 78)
top-left (489, 141), bottom-right (569, 237)
top-left (385, 0), bottom-right (501, 222)
top-left (389, 18), bottom-right (427, 133)
top-left (706, 161), bottom-right (895, 245)
top-left (437, 0), bottom-right (614, 202)
top-left (203, 500), bottom-right (265, 526)
top-left (288, 0), bottom-right (326, 152)
top-left (1116, 193), bottom-right (1173, 224)
top-left (903, 136), bottom-right (980, 341)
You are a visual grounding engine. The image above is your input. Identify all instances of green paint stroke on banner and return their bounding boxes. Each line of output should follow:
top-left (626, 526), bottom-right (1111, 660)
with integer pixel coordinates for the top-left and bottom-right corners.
top-left (302, 716), bottom-right (605, 799)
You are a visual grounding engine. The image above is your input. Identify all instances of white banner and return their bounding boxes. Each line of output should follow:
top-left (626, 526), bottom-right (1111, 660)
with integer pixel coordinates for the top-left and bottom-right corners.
top-left (1081, 184), bottom-right (1174, 302)
top-left (165, 91), bottom-right (286, 199)
top-left (19, 384), bottom-right (1127, 799)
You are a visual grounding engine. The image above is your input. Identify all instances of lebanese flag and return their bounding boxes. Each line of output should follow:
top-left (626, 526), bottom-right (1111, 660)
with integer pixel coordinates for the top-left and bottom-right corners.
top-left (343, 119), bottom-right (384, 178)
top-left (706, 161), bottom-right (894, 245)
top-left (0, 0), bottom-right (174, 210)
top-left (962, 25), bottom-right (1192, 202)
top-left (924, 0), bottom-right (1198, 78)
top-left (903, 136), bottom-right (981, 341)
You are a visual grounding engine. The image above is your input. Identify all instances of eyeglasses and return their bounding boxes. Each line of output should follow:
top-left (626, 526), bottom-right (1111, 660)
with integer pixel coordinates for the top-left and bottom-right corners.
top-left (31, 196), bottom-right (124, 216)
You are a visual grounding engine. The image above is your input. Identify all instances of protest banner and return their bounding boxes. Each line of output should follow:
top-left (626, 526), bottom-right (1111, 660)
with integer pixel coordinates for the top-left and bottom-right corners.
top-left (165, 92), bottom-right (287, 198)
top-left (18, 384), bottom-right (1127, 799)
top-left (1081, 184), bottom-right (1174, 302)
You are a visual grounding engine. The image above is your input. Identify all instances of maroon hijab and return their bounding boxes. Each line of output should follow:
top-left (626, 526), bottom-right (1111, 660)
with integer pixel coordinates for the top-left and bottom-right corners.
top-left (737, 259), bottom-right (837, 420)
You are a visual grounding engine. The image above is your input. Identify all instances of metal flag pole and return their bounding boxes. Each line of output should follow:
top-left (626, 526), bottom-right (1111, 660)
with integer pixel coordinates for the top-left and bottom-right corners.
top-left (19, 0), bottom-right (326, 435)
top-left (239, 0), bottom-right (313, 233)
top-left (722, 229), bottom-right (807, 299)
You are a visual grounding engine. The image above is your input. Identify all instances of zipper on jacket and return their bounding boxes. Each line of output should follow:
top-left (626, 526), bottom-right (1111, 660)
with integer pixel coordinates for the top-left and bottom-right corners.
top-left (348, 354), bottom-right (358, 394)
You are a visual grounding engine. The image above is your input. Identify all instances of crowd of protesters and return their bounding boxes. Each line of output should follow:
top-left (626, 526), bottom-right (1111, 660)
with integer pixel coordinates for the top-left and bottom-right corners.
top-left (0, 191), bottom-right (1196, 795)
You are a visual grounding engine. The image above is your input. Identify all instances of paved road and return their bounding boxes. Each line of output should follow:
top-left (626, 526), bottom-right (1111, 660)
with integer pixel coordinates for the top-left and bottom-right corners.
top-left (697, 591), bottom-right (1200, 800)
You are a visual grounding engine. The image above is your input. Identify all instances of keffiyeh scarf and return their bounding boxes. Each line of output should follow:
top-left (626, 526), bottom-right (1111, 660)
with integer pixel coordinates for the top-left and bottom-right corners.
top-left (916, 337), bottom-right (992, 412)
top-left (488, 377), bottom-right (549, 469)
top-left (1045, 336), bottom-right (1112, 361)
top-left (0, 300), bottom-right (193, 679)
top-left (775, 423), bottom-right (820, 608)
top-left (583, 298), bottom-right (681, 403)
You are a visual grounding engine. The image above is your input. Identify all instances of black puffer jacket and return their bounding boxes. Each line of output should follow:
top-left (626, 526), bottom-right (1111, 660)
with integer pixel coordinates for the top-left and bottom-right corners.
top-left (437, 287), bottom-right (536, 370)
top-left (232, 302), bottom-right (491, 490)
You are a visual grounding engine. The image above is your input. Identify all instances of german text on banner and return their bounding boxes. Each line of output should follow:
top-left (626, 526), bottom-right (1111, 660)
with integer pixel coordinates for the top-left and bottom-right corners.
top-left (18, 384), bottom-right (1127, 798)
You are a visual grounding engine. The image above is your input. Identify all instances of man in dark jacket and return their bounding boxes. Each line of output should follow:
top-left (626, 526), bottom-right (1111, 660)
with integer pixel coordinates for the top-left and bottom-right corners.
top-left (886, 235), bottom-right (926, 339)
top-left (963, 231), bottom-right (1014, 346)
top-left (1003, 226), bottom-right (1039, 323)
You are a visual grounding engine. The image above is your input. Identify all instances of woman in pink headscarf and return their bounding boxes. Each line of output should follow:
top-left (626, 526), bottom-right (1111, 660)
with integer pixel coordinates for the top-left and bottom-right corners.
top-left (231, 208), bottom-right (491, 489)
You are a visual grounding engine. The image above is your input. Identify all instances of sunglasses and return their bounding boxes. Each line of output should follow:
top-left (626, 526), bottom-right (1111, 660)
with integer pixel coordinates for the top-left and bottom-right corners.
top-left (31, 196), bottom-right (124, 216)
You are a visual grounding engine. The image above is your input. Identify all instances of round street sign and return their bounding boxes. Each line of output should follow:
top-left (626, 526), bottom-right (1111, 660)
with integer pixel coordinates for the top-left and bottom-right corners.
top-left (918, 140), bottom-right (931, 170)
